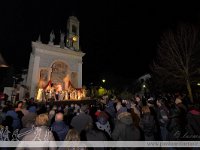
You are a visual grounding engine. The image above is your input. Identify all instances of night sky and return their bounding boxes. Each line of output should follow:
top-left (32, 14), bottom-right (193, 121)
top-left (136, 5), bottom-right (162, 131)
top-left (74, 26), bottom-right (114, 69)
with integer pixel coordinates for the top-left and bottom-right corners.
top-left (0, 1), bottom-right (200, 86)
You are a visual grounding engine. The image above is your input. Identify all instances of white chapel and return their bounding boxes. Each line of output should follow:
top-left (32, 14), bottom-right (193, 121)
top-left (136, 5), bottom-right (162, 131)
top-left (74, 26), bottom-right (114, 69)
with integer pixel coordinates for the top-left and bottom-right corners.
top-left (26, 16), bottom-right (85, 99)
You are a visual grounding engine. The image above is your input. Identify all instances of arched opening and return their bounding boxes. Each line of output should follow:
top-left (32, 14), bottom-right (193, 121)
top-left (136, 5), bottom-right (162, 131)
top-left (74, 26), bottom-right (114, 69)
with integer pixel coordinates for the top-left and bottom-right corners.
top-left (72, 25), bottom-right (77, 34)
top-left (51, 61), bottom-right (69, 90)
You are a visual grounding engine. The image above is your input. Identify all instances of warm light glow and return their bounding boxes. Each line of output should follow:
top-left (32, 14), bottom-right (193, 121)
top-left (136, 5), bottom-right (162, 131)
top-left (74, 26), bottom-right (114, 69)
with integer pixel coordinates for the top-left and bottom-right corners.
top-left (197, 83), bottom-right (200, 86)
top-left (72, 36), bottom-right (77, 42)
top-left (102, 79), bottom-right (106, 83)
top-left (0, 64), bottom-right (8, 67)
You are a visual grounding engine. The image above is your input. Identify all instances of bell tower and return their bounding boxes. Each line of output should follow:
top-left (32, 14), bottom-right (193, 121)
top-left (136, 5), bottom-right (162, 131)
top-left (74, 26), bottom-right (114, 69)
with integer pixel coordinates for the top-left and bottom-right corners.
top-left (66, 16), bottom-right (80, 51)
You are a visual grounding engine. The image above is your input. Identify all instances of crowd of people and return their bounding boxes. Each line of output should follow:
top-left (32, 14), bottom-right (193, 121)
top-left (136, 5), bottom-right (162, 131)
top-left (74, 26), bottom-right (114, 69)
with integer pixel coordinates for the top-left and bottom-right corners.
top-left (0, 93), bottom-right (199, 149)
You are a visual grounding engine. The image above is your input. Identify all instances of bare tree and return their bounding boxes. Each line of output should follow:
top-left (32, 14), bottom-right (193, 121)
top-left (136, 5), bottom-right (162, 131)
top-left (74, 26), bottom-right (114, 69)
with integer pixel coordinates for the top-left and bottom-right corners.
top-left (152, 24), bottom-right (200, 103)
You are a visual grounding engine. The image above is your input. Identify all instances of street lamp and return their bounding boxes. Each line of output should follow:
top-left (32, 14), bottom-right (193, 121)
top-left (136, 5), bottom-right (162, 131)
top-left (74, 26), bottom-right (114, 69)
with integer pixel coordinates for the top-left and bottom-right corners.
top-left (102, 79), bottom-right (106, 83)
top-left (72, 36), bottom-right (78, 42)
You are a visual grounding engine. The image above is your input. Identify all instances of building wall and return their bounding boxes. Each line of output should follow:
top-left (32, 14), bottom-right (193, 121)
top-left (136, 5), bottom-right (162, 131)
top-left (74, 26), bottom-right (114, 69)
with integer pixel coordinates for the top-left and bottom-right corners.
top-left (26, 42), bottom-right (85, 98)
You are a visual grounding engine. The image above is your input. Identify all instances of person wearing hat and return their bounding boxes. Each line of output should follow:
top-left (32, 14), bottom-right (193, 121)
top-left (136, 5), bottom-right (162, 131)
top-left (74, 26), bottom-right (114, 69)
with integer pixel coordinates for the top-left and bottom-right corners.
top-left (70, 105), bottom-right (93, 133)
top-left (112, 106), bottom-right (141, 141)
top-left (95, 111), bottom-right (111, 137)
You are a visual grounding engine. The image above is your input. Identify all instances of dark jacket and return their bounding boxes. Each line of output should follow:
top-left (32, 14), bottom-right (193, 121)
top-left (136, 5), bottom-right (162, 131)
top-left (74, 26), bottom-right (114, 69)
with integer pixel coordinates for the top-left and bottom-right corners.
top-left (71, 112), bottom-right (93, 133)
top-left (167, 105), bottom-right (186, 140)
top-left (6, 110), bottom-right (21, 130)
top-left (139, 112), bottom-right (156, 138)
top-left (51, 121), bottom-right (69, 141)
top-left (157, 106), bottom-right (169, 127)
top-left (112, 112), bottom-right (141, 141)
top-left (185, 109), bottom-right (200, 141)
top-left (22, 112), bottom-right (37, 128)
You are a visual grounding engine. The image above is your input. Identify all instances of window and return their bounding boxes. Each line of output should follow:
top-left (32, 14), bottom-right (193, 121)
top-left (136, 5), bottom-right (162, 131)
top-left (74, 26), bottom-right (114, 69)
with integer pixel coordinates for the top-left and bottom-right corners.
top-left (72, 25), bottom-right (77, 34)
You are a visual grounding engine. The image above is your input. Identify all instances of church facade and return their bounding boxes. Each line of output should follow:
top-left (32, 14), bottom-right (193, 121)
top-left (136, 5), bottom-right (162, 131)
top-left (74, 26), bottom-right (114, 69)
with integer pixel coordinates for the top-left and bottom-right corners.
top-left (26, 16), bottom-right (85, 99)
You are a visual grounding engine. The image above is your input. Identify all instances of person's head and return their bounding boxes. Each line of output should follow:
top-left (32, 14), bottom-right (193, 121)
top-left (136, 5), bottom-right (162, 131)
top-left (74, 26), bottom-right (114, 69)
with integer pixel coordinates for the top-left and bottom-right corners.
top-left (175, 98), bottom-right (182, 105)
top-left (135, 95), bottom-right (141, 102)
top-left (35, 113), bottom-right (49, 126)
top-left (52, 105), bottom-right (57, 111)
top-left (49, 110), bottom-right (55, 118)
top-left (55, 112), bottom-right (64, 122)
top-left (116, 103), bottom-right (122, 111)
top-left (17, 101), bottom-right (23, 109)
top-left (65, 129), bottom-right (80, 141)
top-left (141, 106), bottom-right (150, 114)
top-left (80, 105), bottom-right (88, 113)
top-left (147, 97), bottom-right (155, 107)
top-left (97, 112), bottom-right (108, 125)
top-left (156, 99), bottom-right (165, 107)
top-left (22, 114), bottom-right (36, 128)
top-left (116, 97), bottom-right (122, 103)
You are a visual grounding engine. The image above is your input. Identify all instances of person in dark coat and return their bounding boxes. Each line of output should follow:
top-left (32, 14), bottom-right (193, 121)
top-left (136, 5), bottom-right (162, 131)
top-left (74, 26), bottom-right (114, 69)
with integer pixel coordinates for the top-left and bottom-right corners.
top-left (95, 111), bottom-right (111, 138)
top-left (6, 109), bottom-right (21, 130)
top-left (112, 110), bottom-right (141, 141)
top-left (70, 105), bottom-right (93, 133)
top-left (156, 99), bottom-right (169, 141)
top-left (139, 106), bottom-right (156, 141)
top-left (84, 122), bottom-right (107, 141)
top-left (51, 112), bottom-right (69, 141)
top-left (185, 106), bottom-right (200, 141)
top-left (167, 104), bottom-right (182, 140)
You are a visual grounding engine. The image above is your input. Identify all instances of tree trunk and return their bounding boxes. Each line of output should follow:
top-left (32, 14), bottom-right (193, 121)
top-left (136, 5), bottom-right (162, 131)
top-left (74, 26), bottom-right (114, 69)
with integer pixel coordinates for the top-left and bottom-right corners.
top-left (186, 79), bottom-right (193, 103)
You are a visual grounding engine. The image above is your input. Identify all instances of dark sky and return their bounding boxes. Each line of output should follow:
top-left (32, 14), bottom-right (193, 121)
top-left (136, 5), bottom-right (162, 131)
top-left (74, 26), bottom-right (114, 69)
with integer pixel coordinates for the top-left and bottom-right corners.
top-left (0, 0), bottom-right (200, 86)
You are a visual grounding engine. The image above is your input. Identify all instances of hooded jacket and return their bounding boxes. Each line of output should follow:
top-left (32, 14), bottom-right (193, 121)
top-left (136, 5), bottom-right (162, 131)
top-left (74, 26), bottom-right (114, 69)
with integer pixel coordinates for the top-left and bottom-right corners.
top-left (112, 112), bottom-right (141, 141)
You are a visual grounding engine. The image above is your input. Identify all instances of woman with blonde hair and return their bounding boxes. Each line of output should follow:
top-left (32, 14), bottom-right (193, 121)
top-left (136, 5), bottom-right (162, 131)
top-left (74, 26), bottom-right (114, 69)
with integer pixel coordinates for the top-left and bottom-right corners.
top-left (17, 113), bottom-right (56, 150)
top-left (65, 129), bottom-right (80, 141)
top-left (60, 129), bottom-right (85, 150)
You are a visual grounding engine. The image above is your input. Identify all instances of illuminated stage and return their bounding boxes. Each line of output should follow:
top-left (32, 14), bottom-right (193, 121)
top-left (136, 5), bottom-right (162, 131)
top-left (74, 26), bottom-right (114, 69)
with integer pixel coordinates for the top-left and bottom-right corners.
top-left (37, 99), bottom-right (97, 107)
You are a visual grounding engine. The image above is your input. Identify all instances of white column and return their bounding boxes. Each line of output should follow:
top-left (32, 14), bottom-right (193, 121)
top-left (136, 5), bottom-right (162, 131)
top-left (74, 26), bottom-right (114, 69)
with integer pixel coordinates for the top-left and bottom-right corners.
top-left (77, 62), bottom-right (82, 88)
top-left (30, 55), bottom-right (40, 98)
top-left (26, 53), bottom-right (34, 88)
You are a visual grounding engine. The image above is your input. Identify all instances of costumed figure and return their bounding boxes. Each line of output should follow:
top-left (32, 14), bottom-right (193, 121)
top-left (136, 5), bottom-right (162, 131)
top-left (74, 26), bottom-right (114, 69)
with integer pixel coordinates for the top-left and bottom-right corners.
top-left (74, 90), bottom-right (78, 100)
top-left (59, 91), bottom-right (64, 101)
top-left (64, 90), bottom-right (69, 100)
top-left (36, 88), bottom-right (44, 102)
top-left (78, 90), bottom-right (82, 100)
top-left (82, 88), bottom-right (87, 98)
top-left (37, 78), bottom-right (48, 102)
